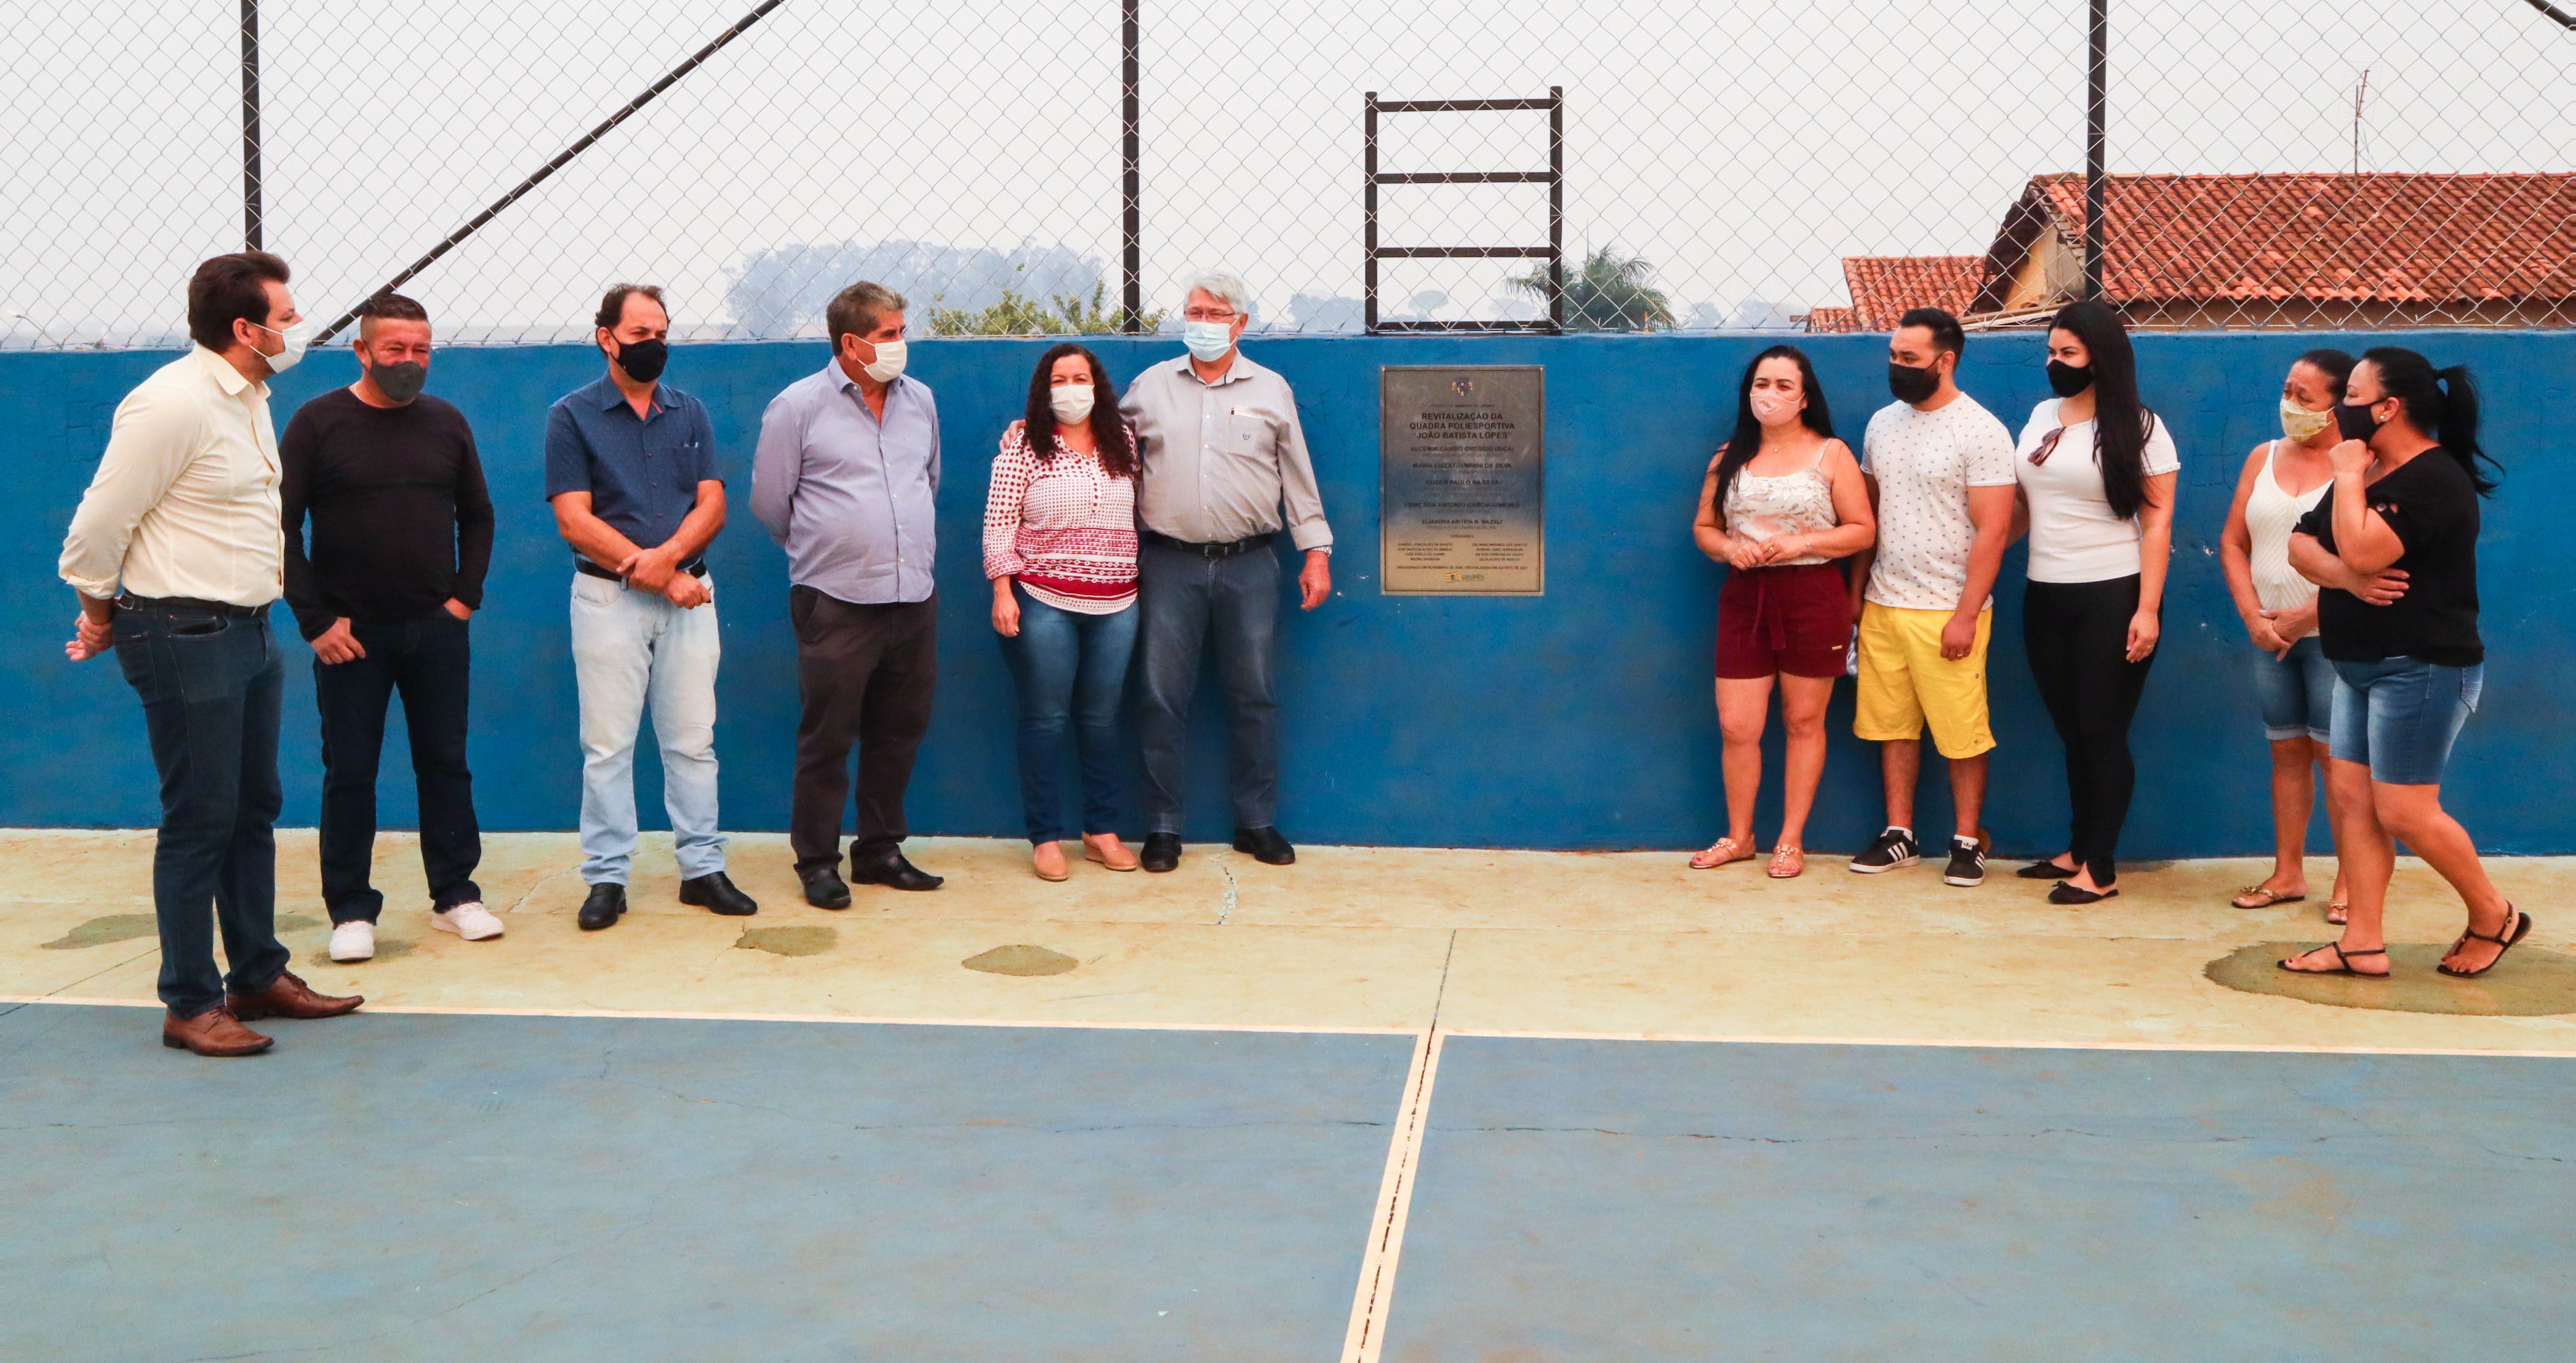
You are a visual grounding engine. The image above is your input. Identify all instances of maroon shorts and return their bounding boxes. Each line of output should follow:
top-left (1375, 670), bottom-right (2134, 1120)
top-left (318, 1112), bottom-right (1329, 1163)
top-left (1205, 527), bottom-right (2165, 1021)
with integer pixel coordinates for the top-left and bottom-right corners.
top-left (1715, 562), bottom-right (1853, 680)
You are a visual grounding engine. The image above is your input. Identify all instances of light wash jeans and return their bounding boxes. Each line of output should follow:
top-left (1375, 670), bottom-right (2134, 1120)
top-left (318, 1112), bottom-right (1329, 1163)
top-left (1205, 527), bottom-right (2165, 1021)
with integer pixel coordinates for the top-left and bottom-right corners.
top-left (570, 571), bottom-right (726, 885)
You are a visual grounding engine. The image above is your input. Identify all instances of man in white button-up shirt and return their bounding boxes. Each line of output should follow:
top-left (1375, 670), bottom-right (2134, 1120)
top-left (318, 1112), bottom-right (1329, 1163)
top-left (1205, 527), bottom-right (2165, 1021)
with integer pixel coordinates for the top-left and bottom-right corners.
top-left (58, 252), bottom-right (362, 1057)
top-left (1118, 269), bottom-right (1333, 873)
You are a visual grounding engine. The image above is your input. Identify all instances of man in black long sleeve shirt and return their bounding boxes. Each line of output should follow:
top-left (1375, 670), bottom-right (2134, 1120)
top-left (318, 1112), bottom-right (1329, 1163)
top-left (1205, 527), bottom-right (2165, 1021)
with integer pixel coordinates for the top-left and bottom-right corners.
top-left (280, 293), bottom-right (500, 962)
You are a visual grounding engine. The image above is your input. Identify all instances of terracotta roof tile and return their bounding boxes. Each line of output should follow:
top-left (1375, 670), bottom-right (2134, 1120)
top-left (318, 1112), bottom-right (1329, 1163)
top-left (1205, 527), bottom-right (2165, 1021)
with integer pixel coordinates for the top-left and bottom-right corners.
top-left (2028, 173), bottom-right (2576, 305)
top-left (1832, 256), bottom-right (1986, 331)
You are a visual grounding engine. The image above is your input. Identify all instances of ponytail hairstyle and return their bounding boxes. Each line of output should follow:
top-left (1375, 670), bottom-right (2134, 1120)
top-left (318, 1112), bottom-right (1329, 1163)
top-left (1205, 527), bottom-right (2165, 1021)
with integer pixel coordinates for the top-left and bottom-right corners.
top-left (1710, 344), bottom-right (1835, 509)
top-left (2293, 347), bottom-right (2355, 401)
top-left (2048, 299), bottom-right (2157, 520)
top-left (2359, 346), bottom-right (2498, 496)
top-left (1022, 342), bottom-right (1137, 479)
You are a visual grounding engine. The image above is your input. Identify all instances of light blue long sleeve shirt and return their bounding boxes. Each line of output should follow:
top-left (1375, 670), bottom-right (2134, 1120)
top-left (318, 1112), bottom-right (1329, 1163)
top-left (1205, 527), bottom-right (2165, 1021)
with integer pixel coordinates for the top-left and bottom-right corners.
top-left (750, 361), bottom-right (940, 604)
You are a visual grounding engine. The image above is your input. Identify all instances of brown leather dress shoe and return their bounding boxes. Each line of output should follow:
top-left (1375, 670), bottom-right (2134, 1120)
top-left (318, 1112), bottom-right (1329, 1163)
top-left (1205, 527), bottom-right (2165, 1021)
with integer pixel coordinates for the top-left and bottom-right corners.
top-left (227, 970), bottom-right (364, 1022)
top-left (163, 1006), bottom-right (274, 1056)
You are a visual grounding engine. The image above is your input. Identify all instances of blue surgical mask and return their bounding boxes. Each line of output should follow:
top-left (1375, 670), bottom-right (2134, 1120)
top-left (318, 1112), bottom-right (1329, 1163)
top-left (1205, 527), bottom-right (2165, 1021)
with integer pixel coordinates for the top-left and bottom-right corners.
top-left (1182, 320), bottom-right (1234, 363)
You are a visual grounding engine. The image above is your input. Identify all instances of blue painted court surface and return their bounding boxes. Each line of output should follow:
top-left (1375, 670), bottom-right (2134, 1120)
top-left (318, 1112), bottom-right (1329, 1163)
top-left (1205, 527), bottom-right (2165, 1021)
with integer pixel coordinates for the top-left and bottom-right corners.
top-left (5, 1006), bottom-right (2573, 1360)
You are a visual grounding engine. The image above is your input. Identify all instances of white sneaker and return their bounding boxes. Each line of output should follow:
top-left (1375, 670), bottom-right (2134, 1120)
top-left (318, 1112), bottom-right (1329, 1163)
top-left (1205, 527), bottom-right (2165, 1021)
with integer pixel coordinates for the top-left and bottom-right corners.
top-left (432, 901), bottom-right (506, 941)
top-left (329, 920), bottom-right (376, 962)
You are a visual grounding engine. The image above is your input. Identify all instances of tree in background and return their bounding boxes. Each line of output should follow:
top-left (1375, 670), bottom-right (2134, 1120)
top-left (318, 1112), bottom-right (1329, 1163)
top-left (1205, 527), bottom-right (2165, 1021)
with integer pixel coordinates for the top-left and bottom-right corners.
top-left (929, 283), bottom-right (1162, 337)
top-left (1507, 245), bottom-right (1676, 331)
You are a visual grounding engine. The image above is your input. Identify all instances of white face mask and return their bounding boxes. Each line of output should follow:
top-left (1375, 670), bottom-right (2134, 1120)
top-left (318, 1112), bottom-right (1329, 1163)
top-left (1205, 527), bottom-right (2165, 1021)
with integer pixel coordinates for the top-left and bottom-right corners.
top-left (859, 337), bottom-right (906, 384)
top-left (1182, 320), bottom-right (1234, 363)
top-left (1049, 382), bottom-right (1096, 424)
top-left (251, 316), bottom-right (312, 374)
top-left (1749, 389), bottom-right (1802, 427)
top-left (2279, 394), bottom-right (2332, 442)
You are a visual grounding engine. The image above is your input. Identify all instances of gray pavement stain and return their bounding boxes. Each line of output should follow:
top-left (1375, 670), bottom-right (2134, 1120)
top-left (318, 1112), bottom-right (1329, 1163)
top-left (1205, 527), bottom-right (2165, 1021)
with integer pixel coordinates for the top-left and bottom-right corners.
top-left (734, 926), bottom-right (837, 957)
top-left (962, 944), bottom-right (1078, 977)
top-left (39, 913), bottom-right (158, 949)
top-left (2206, 941), bottom-right (2576, 1015)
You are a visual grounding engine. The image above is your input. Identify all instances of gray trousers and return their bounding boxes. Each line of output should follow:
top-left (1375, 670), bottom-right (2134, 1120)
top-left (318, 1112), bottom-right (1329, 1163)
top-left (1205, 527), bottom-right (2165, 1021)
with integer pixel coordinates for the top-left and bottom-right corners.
top-left (1136, 541), bottom-right (1281, 833)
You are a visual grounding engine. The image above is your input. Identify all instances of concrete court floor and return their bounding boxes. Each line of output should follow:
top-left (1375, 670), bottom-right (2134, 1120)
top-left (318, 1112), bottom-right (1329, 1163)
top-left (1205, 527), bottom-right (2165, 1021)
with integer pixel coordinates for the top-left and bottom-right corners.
top-left (5, 829), bottom-right (2575, 1360)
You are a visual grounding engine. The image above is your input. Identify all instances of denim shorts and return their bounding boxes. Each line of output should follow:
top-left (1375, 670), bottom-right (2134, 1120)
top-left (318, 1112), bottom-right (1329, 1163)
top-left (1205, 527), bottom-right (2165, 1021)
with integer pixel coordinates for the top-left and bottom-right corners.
top-left (2329, 656), bottom-right (2483, 786)
top-left (2251, 635), bottom-right (2335, 743)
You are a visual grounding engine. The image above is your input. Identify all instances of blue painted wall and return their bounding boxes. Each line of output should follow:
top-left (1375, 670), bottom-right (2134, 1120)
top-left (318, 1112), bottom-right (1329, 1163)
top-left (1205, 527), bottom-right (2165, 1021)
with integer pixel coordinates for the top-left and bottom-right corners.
top-left (7, 331), bottom-right (2567, 855)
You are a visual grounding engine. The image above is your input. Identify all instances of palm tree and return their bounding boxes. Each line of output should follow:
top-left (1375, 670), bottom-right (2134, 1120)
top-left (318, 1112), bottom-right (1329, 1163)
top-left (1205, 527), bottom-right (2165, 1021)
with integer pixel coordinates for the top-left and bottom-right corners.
top-left (1508, 245), bottom-right (1676, 331)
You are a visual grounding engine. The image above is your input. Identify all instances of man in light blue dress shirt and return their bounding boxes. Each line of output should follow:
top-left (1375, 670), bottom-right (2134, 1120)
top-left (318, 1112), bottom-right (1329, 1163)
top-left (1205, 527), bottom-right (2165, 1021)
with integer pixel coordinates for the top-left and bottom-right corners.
top-left (752, 281), bottom-right (945, 904)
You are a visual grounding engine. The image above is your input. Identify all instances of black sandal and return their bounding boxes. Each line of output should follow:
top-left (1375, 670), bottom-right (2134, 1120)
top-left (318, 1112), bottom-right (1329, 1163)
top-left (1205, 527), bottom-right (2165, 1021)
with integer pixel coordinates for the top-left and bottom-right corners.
top-left (2277, 942), bottom-right (2389, 978)
top-left (2436, 906), bottom-right (2534, 979)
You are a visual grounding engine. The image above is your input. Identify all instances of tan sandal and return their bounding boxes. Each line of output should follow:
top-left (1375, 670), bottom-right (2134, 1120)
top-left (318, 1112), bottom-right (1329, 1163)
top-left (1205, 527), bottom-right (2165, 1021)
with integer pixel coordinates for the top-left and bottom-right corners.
top-left (2231, 884), bottom-right (2307, 910)
top-left (1767, 844), bottom-right (1805, 879)
top-left (1690, 836), bottom-right (1753, 870)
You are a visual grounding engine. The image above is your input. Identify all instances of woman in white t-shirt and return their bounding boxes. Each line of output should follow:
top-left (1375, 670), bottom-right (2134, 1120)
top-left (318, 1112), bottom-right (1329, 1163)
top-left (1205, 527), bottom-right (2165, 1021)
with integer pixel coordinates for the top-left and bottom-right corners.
top-left (2010, 300), bottom-right (2180, 904)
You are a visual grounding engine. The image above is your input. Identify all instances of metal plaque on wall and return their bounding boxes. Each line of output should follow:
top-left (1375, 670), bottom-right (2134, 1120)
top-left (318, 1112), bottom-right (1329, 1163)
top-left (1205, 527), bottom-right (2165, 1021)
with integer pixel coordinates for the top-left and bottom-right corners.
top-left (1379, 365), bottom-right (1545, 595)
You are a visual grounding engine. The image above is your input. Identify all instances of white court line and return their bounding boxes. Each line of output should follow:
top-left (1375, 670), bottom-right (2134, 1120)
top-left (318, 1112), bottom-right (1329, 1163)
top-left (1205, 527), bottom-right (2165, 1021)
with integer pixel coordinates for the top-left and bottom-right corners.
top-left (1341, 1028), bottom-right (1445, 1363)
top-left (1440, 1026), bottom-right (2576, 1060)
top-left (0, 995), bottom-right (1416, 1035)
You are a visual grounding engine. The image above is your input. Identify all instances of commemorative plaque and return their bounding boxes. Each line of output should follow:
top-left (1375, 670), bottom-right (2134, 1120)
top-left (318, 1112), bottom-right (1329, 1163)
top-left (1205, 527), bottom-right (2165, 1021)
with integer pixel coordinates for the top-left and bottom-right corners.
top-left (1379, 365), bottom-right (1544, 595)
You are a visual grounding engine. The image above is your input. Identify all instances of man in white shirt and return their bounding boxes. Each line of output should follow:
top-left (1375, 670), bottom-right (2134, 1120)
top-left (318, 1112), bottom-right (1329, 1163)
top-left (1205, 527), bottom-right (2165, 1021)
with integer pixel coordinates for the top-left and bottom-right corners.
top-left (59, 252), bottom-right (363, 1057)
top-left (1844, 307), bottom-right (2016, 888)
top-left (1118, 269), bottom-right (1333, 874)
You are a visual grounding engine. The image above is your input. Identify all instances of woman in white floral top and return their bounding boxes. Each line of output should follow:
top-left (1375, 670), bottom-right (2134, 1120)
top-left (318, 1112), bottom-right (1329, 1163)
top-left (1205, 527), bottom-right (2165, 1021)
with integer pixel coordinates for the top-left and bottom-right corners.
top-left (984, 344), bottom-right (1143, 880)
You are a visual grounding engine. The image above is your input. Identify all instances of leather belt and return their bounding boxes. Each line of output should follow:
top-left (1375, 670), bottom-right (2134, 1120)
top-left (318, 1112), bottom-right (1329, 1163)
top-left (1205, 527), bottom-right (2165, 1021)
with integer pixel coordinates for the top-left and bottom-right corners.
top-left (1141, 530), bottom-right (1272, 560)
top-left (576, 557), bottom-right (705, 583)
top-left (115, 594), bottom-right (266, 618)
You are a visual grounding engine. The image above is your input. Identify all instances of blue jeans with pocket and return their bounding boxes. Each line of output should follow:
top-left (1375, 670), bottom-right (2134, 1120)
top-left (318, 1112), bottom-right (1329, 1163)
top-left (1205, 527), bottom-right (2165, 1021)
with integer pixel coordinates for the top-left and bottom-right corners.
top-left (2251, 635), bottom-right (2336, 744)
top-left (1137, 542), bottom-right (1281, 834)
top-left (111, 602), bottom-right (294, 1018)
top-left (1000, 585), bottom-right (1138, 843)
top-left (2329, 655), bottom-right (2483, 786)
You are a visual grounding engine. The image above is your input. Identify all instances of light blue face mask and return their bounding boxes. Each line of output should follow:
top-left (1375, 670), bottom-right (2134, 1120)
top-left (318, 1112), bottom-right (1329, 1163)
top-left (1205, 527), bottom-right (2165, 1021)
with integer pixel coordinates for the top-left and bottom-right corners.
top-left (1182, 320), bottom-right (1234, 363)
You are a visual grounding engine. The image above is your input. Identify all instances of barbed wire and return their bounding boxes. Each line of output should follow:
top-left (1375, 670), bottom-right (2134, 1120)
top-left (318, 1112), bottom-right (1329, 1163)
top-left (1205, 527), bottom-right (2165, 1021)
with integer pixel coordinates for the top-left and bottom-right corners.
top-left (3, 0), bottom-right (2570, 349)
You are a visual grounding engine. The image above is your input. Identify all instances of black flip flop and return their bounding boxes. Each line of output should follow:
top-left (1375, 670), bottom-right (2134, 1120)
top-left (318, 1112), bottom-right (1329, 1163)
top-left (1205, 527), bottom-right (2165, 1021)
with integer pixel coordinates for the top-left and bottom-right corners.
top-left (2277, 942), bottom-right (2389, 978)
top-left (2437, 906), bottom-right (2534, 979)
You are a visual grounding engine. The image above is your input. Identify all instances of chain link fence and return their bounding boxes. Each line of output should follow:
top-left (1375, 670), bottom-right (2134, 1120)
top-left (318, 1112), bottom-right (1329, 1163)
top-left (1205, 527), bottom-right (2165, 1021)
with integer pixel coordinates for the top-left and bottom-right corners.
top-left (5, 0), bottom-right (2572, 349)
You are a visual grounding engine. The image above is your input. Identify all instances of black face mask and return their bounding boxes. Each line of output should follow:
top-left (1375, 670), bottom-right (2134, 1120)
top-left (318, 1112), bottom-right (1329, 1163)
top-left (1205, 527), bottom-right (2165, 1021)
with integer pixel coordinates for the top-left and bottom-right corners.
top-left (2045, 360), bottom-right (2094, 397)
top-left (2333, 397), bottom-right (2384, 442)
top-left (368, 359), bottom-right (427, 404)
top-left (1888, 360), bottom-right (1940, 405)
top-left (612, 337), bottom-right (669, 384)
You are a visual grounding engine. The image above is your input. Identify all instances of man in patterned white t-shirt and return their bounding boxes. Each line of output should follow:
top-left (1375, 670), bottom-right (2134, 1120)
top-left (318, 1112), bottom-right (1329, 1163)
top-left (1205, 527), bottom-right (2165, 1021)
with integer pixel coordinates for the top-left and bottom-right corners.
top-left (1845, 307), bottom-right (2015, 887)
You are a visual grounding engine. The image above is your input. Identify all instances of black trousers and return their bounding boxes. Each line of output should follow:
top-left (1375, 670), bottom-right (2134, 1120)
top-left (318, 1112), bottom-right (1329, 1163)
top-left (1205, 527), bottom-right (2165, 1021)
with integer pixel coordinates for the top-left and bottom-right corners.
top-left (2022, 575), bottom-right (2155, 885)
top-left (789, 587), bottom-right (938, 871)
top-left (314, 610), bottom-right (482, 922)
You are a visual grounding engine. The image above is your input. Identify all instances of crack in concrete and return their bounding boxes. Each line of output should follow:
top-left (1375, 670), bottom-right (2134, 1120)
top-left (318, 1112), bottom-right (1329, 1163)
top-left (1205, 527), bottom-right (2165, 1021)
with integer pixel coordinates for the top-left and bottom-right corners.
top-left (1217, 859), bottom-right (1238, 926)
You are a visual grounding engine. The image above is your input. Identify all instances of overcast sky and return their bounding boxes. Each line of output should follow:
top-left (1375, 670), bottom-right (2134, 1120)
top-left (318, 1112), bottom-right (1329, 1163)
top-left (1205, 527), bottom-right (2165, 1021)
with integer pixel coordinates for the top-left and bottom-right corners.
top-left (4, 0), bottom-right (2569, 345)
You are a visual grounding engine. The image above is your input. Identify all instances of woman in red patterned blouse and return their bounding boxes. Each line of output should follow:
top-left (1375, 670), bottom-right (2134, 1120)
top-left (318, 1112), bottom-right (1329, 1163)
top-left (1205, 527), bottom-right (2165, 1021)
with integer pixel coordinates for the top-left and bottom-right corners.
top-left (985, 344), bottom-right (1144, 880)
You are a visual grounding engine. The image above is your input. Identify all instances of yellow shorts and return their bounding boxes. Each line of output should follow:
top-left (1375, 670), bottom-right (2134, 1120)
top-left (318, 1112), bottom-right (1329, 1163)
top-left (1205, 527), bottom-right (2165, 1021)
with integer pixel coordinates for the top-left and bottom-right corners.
top-left (1852, 603), bottom-right (1995, 759)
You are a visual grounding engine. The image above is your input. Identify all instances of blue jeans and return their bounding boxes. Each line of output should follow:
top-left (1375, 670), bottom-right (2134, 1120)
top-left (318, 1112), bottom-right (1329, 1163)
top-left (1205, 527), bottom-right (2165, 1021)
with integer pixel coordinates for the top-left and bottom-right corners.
top-left (2251, 635), bottom-right (2336, 743)
top-left (110, 603), bottom-right (294, 1018)
top-left (1137, 542), bottom-right (1281, 833)
top-left (2330, 656), bottom-right (2483, 786)
top-left (570, 572), bottom-right (725, 885)
top-left (1000, 585), bottom-right (1138, 843)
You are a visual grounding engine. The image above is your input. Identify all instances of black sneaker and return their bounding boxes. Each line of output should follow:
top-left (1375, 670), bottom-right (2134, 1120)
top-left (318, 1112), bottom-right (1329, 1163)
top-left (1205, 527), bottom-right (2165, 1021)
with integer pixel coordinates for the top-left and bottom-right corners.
top-left (1848, 827), bottom-right (1921, 873)
top-left (1943, 837), bottom-right (1986, 887)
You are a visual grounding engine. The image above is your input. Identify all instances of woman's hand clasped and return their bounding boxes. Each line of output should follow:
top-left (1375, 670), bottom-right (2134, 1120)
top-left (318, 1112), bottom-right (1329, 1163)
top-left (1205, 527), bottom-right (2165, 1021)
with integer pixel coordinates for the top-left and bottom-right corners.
top-left (1724, 536), bottom-right (1770, 570)
top-left (2326, 438), bottom-right (2372, 478)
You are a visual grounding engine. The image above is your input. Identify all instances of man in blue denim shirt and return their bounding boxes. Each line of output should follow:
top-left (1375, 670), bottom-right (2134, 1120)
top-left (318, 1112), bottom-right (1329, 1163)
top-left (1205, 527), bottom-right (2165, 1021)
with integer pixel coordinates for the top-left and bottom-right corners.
top-left (544, 283), bottom-right (757, 929)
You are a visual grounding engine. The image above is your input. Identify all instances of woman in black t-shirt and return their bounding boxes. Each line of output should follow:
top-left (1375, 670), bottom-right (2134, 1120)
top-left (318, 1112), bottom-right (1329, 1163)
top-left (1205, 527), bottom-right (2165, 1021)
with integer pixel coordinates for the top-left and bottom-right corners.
top-left (2278, 348), bottom-right (2525, 981)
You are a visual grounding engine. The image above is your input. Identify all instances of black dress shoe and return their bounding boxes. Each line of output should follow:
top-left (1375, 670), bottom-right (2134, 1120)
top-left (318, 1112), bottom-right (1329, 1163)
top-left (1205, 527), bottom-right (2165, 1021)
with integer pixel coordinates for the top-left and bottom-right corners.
top-left (679, 871), bottom-right (759, 916)
top-left (1140, 832), bottom-right (1182, 873)
top-left (849, 850), bottom-right (943, 892)
top-left (1233, 826), bottom-right (1296, 865)
top-left (798, 864), bottom-right (852, 909)
top-left (577, 882), bottom-right (626, 931)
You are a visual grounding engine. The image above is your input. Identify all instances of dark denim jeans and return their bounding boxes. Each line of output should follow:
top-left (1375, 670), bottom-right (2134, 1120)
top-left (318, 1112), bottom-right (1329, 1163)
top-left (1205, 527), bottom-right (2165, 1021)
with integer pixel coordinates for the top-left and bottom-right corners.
top-left (110, 603), bottom-right (292, 1018)
top-left (1136, 542), bottom-right (1281, 833)
top-left (999, 585), bottom-right (1138, 843)
top-left (315, 610), bottom-right (482, 922)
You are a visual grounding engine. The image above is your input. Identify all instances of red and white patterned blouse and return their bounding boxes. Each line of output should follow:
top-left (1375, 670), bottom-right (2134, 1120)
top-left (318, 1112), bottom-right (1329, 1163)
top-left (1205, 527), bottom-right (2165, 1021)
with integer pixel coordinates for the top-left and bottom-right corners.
top-left (981, 420), bottom-right (1140, 614)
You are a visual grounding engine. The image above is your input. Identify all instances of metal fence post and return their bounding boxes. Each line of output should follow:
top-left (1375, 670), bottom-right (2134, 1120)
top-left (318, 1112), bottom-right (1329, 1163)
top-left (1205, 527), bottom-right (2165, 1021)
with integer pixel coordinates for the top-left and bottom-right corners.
top-left (1122, 0), bottom-right (1141, 332)
top-left (241, 0), bottom-right (260, 251)
top-left (2084, 0), bottom-right (2106, 301)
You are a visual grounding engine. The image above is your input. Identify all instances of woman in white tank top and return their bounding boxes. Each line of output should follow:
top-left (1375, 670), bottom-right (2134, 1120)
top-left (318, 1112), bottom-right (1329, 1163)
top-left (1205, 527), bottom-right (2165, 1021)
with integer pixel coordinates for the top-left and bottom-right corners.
top-left (2218, 350), bottom-right (2354, 920)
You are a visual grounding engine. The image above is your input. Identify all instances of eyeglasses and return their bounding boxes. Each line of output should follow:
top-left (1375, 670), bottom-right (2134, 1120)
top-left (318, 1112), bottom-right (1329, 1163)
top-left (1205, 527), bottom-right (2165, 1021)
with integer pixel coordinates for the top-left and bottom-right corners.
top-left (1182, 308), bottom-right (1239, 323)
top-left (2028, 426), bottom-right (2066, 466)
